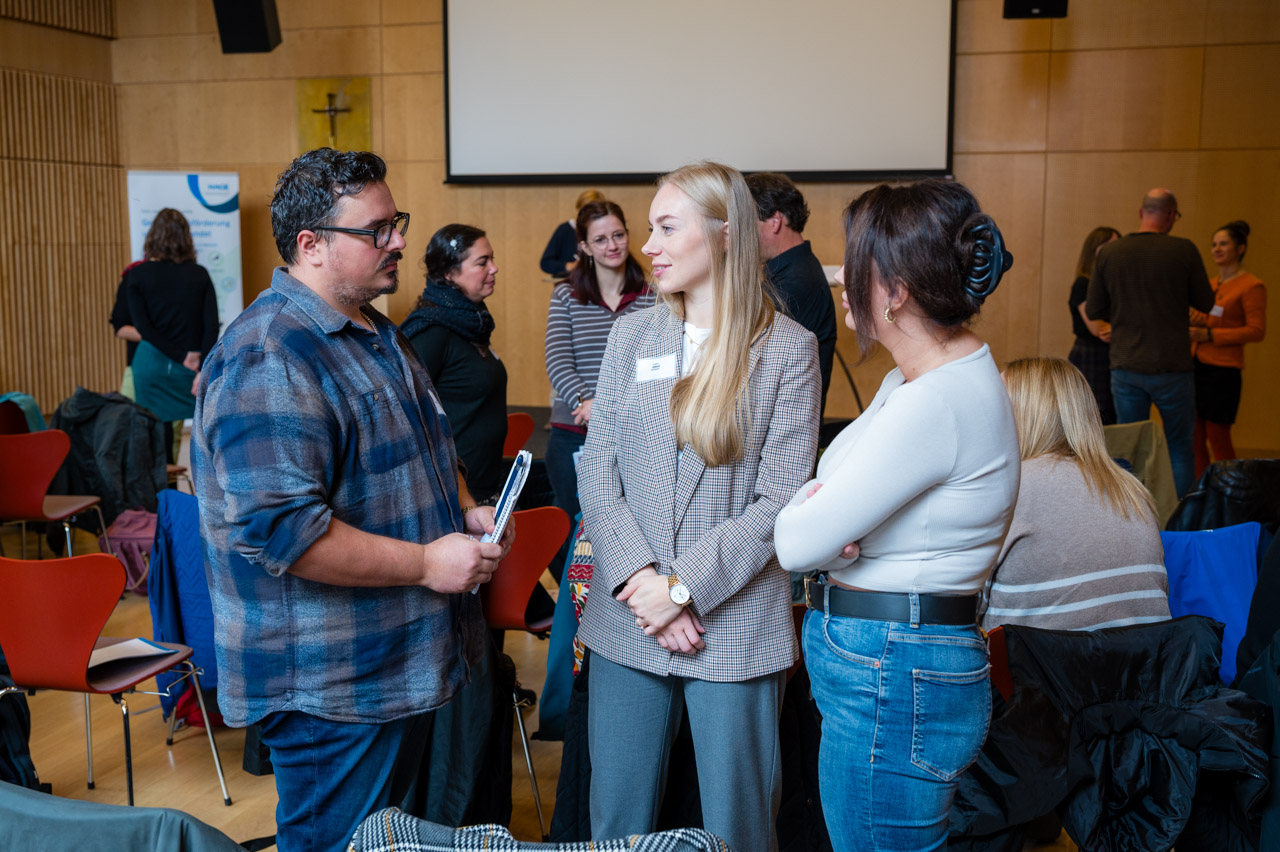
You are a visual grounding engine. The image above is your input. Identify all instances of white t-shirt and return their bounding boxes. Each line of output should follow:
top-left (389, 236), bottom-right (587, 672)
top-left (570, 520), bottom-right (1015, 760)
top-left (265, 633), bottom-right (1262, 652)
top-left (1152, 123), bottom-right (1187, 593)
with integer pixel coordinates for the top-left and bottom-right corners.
top-left (774, 344), bottom-right (1020, 594)
top-left (682, 323), bottom-right (711, 375)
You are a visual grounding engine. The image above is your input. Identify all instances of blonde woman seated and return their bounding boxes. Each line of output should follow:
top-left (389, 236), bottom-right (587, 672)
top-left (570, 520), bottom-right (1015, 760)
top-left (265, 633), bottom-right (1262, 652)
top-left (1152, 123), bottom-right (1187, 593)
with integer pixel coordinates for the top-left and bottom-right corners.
top-left (979, 357), bottom-right (1169, 632)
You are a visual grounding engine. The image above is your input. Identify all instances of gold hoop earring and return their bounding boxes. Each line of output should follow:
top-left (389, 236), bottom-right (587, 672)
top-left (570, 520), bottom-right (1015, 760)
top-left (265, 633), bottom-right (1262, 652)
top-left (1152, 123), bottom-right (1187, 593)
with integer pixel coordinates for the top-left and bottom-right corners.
top-left (883, 305), bottom-right (896, 324)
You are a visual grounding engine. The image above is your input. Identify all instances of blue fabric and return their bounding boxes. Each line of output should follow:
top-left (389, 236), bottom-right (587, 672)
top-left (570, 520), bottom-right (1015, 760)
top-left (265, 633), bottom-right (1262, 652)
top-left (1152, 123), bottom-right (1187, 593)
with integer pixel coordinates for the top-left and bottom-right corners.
top-left (538, 514), bottom-right (583, 740)
top-left (1161, 522), bottom-right (1261, 684)
top-left (149, 489), bottom-right (217, 717)
top-left (0, 392), bottom-right (46, 431)
top-left (259, 710), bottom-right (426, 852)
top-left (802, 605), bottom-right (990, 852)
top-left (1111, 368), bottom-right (1196, 498)
top-left (193, 267), bottom-right (482, 727)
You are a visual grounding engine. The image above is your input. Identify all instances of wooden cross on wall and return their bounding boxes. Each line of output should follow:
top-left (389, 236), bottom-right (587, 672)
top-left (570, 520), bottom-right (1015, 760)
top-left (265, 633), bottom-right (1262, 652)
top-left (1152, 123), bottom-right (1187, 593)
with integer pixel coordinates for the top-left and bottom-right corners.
top-left (311, 93), bottom-right (351, 148)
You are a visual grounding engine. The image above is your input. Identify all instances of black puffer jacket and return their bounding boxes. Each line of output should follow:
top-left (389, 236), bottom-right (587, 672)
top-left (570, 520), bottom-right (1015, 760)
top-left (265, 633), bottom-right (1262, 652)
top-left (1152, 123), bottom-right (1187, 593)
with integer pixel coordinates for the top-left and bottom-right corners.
top-left (47, 387), bottom-right (166, 528)
top-left (948, 616), bottom-right (1271, 851)
top-left (1166, 459), bottom-right (1280, 533)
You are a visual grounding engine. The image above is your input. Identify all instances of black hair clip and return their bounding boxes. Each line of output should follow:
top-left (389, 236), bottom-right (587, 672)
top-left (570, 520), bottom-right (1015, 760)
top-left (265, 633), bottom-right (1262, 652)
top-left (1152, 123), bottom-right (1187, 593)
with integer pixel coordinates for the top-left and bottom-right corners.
top-left (965, 222), bottom-right (1013, 299)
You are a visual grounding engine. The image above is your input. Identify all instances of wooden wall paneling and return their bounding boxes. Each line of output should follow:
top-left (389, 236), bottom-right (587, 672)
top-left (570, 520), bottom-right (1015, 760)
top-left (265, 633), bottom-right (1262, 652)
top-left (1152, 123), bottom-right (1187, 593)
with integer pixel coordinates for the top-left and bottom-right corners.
top-left (1047, 47), bottom-right (1205, 151)
top-left (1049, 0), bottom-right (1208, 51)
top-left (955, 0), bottom-right (1051, 55)
top-left (1199, 45), bottom-right (1280, 150)
top-left (382, 0), bottom-right (442, 26)
top-left (381, 72), bottom-right (444, 162)
top-left (380, 23), bottom-right (444, 75)
top-left (0, 0), bottom-right (113, 38)
top-left (1205, 1), bottom-right (1280, 45)
top-left (953, 52), bottom-right (1050, 153)
top-left (275, 0), bottom-right (373, 30)
top-left (114, 0), bottom-right (202, 39)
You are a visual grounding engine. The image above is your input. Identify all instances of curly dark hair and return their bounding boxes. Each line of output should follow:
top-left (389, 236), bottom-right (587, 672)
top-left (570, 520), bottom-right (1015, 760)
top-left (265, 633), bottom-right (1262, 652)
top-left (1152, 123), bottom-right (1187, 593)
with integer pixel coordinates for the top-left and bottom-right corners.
top-left (270, 148), bottom-right (387, 264)
top-left (143, 208), bottom-right (196, 263)
top-left (842, 179), bottom-right (1007, 357)
top-left (746, 172), bottom-right (810, 233)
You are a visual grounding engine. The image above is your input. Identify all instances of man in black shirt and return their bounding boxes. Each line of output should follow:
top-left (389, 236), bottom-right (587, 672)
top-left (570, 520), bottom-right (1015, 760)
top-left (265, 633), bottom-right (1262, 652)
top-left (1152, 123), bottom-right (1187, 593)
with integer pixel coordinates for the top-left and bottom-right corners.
top-left (747, 173), bottom-right (839, 415)
top-left (1086, 188), bottom-right (1214, 497)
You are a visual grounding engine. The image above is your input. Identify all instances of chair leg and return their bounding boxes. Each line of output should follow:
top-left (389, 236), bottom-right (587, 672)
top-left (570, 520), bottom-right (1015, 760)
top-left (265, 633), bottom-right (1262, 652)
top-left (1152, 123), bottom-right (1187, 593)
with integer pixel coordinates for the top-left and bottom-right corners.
top-left (84, 694), bottom-right (95, 790)
top-left (166, 698), bottom-right (179, 746)
top-left (188, 665), bottom-right (232, 806)
top-left (20, 521), bottom-right (27, 560)
top-left (113, 693), bottom-right (134, 806)
top-left (63, 521), bottom-right (75, 558)
top-left (512, 688), bottom-right (548, 841)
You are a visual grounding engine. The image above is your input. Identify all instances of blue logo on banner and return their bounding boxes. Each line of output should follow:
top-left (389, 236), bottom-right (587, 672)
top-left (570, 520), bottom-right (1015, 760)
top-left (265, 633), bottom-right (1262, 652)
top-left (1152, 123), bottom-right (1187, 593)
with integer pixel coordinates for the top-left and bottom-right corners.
top-left (187, 175), bottom-right (239, 214)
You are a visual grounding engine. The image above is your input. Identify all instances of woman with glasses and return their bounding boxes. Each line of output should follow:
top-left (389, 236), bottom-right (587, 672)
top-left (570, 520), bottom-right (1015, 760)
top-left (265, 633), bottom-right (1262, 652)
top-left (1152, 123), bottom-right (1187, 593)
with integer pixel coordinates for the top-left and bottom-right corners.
top-left (401, 225), bottom-right (508, 503)
top-left (125, 207), bottom-right (219, 460)
top-left (577, 162), bottom-right (820, 851)
top-left (543, 200), bottom-right (654, 576)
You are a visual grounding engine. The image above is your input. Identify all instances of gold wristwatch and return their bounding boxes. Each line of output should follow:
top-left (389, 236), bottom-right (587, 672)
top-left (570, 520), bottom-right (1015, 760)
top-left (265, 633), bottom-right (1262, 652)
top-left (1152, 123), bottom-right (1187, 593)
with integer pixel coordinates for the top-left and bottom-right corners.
top-left (668, 573), bottom-right (692, 607)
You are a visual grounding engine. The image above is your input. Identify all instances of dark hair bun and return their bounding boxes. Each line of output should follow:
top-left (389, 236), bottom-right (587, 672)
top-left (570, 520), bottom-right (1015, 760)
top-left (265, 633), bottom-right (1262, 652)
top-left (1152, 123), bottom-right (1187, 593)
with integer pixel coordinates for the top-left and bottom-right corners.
top-left (1228, 220), bottom-right (1251, 241)
top-left (957, 215), bottom-right (1013, 300)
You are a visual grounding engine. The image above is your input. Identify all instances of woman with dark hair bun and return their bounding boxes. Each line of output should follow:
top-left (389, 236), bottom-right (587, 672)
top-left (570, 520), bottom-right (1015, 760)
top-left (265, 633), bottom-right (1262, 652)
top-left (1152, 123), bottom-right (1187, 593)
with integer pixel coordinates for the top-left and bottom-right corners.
top-left (125, 207), bottom-right (220, 459)
top-left (775, 179), bottom-right (1021, 851)
top-left (401, 224), bottom-right (508, 502)
top-left (1189, 220), bottom-right (1266, 475)
top-left (543, 200), bottom-right (653, 568)
top-left (1067, 226), bottom-right (1121, 423)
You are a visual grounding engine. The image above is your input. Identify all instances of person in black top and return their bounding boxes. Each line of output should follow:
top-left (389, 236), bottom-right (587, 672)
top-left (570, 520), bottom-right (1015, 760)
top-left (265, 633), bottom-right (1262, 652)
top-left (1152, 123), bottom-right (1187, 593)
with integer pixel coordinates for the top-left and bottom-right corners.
top-left (747, 173), bottom-right (838, 415)
top-left (124, 208), bottom-right (220, 457)
top-left (109, 260), bottom-right (145, 399)
top-left (539, 189), bottom-right (604, 279)
top-left (1067, 226), bottom-right (1120, 424)
top-left (402, 224), bottom-right (509, 502)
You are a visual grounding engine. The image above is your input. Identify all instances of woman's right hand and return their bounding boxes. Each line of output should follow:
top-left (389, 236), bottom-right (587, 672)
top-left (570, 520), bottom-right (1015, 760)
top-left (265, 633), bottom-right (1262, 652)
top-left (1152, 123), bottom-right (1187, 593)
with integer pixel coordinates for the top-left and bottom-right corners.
top-left (183, 351), bottom-right (201, 372)
top-left (655, 609), bottom-right (706, 654)
top-left (572, 398), bottom-right (593, 426)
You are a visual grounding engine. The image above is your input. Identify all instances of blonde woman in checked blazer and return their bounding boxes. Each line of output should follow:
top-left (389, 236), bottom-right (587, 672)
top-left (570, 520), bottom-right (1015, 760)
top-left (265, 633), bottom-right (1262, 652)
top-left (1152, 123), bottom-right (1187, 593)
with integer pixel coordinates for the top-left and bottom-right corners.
top-left (577, 162), bottom-right (821, 852)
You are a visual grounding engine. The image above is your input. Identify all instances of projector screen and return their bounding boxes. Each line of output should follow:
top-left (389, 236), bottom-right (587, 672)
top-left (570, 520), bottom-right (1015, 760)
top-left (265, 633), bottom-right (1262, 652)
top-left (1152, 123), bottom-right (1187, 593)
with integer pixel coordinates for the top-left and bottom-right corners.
top-left (444, 0), bottom-right (955, 183)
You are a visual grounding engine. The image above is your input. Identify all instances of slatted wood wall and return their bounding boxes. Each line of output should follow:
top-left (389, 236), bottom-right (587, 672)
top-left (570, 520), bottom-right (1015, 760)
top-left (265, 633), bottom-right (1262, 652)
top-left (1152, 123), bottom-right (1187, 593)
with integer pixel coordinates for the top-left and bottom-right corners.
top-left (0, 7), bottom-right (127, 413)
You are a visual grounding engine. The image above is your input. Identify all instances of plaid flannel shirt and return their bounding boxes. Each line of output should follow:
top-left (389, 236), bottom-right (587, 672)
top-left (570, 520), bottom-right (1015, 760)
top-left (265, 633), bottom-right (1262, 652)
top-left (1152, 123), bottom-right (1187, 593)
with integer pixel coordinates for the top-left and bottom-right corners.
top-left (192, 268), bottom-right (483, 727)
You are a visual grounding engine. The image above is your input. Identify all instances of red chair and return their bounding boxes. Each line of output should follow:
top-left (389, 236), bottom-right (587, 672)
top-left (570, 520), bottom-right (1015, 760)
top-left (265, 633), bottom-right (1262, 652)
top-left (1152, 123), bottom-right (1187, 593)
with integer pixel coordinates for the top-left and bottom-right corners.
top-left (986, 625), bottom-right (1014, 702)
top-left (0, 553), bottom-right (231, 806)
top-left (503, 411), bottom-right (535, 457)
top-left (481, 505), bottom-right (571, 840)
top-left (0, 430), bottom-right (109, 558)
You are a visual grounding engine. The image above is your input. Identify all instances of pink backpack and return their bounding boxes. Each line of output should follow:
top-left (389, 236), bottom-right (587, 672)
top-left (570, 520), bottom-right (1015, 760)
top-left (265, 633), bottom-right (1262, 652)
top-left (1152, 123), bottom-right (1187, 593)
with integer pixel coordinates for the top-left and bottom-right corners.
top-left (99, 508), bottom-right (157, 593)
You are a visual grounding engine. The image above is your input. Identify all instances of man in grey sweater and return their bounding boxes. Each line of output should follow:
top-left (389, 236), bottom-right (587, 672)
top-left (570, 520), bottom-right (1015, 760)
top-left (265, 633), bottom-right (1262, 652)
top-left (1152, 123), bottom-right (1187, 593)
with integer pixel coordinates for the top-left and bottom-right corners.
top-left (1086, 188), bottom-right (1214, 497)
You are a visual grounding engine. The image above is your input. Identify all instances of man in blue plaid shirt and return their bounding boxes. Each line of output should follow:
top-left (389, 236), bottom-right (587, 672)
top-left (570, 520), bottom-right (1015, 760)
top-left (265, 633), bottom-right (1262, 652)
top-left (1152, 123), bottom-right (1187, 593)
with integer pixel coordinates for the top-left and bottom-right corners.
top-left (192, 148), bottom-right (513, 852)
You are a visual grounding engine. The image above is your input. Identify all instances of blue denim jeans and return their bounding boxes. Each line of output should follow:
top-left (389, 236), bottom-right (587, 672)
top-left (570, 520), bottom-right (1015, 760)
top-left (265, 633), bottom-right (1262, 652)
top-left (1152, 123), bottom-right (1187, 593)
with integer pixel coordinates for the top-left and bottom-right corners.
top-left (258, 710), bottom-right (431, 852)
top-left (1111, 369), bottom-right (1196, 498)
top-left (803, 604), bottom-right (990, 852)
top-left (545, 426), bottom-right (587, 582)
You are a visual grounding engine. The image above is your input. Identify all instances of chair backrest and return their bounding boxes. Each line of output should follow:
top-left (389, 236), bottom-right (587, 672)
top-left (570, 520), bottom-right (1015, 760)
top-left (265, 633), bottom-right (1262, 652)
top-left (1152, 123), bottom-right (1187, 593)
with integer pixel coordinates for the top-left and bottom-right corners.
top-left (503, 412), bottom-right (535, 457)
top-left (1103, 420), bottom-right (1178, 525)
top-left (482, 506), bottom-right (570, 631)
top-left (0, 553), bottom-right (126, 691)
top-left (0, 400), bottom-right (30, 435)
top-left (0, 429), bottom-right (71, 519)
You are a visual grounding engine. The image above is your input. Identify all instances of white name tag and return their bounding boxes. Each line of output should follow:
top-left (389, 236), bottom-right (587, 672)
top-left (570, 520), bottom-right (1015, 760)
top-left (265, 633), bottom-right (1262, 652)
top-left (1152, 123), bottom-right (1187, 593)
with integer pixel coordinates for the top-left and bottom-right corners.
top-left (636, 353), bottom-right (677, 382)
top-left (1210, 305), bottom-right (1224, 318)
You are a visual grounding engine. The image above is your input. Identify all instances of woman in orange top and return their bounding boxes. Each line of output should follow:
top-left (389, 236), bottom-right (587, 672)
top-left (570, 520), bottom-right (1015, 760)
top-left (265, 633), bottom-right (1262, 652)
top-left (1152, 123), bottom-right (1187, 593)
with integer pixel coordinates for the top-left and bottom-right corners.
top-left (1189, 220), bottom-right (1266, 475)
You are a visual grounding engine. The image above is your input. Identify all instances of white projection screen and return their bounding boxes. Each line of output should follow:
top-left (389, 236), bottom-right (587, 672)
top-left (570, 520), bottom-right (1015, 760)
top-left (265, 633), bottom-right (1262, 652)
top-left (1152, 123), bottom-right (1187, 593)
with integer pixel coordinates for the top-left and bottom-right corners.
top-left (444, 0), bottom-right (955, 183)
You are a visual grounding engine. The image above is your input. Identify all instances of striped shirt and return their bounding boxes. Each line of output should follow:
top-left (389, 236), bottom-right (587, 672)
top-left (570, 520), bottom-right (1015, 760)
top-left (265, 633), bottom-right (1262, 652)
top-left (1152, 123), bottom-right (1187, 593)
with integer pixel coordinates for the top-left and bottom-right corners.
top-left (544, 282), bottom-right (654, 427)
top-left (192, 268), bottom-right (484, 727)
top-left (979, 455), bottom-right (1170, 632)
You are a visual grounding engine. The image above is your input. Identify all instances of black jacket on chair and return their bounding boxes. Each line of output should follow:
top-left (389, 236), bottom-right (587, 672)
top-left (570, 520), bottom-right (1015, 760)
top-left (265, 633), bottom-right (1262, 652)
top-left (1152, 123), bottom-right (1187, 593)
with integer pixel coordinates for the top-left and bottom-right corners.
top-left (1166, 459), bottom-right (1280, 534)
top-left (948, 617), bottom-right (1271, 852)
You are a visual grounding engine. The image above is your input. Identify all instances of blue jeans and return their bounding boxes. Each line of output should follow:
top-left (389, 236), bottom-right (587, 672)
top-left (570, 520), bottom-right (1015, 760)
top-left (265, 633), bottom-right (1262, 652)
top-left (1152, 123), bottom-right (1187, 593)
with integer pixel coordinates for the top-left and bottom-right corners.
top-left (803, 604), bottom-right (990, 852)
top-left (1111, 369), bottom-right (1196, 497)
top-left (544, 427), bottom-right (587, 582)
top-left (258, 711), bottom-right (431, 852)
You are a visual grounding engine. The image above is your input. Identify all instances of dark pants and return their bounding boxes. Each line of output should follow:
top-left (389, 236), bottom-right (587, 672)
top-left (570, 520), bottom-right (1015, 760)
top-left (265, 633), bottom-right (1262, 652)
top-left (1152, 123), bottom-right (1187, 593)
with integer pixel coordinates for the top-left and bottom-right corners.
top-left (545, 427), bottom-right (586, 583)
top-left (258, 710), bottom-right (432, 852)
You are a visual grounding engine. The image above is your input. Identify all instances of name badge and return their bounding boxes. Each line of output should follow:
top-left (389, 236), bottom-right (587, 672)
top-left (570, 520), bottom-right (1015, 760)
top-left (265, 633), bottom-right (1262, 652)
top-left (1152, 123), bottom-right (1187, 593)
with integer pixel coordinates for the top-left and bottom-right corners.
top-left (1210, 305), bottom-right (1224, 318)
top-left (636, 353), bottom-right (676, 382)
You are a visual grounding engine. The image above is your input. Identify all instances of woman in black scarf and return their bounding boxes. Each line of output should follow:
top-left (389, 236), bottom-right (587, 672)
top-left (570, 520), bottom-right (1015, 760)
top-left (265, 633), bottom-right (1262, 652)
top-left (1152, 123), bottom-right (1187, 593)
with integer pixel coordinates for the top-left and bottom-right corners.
top-left (402, 224), bottom-right (508, 503)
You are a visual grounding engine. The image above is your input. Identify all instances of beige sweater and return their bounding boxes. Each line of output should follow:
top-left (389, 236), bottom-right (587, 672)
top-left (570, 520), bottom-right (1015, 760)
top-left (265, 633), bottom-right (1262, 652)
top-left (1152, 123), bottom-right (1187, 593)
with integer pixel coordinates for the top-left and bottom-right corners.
top-left (979, 456), bottom-right (1170, 632)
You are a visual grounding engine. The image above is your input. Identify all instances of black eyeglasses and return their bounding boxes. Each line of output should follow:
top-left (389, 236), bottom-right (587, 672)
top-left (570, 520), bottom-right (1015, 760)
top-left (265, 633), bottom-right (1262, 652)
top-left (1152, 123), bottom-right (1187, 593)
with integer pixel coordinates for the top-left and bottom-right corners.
top-left (314, 212), bottom-right (410, 249)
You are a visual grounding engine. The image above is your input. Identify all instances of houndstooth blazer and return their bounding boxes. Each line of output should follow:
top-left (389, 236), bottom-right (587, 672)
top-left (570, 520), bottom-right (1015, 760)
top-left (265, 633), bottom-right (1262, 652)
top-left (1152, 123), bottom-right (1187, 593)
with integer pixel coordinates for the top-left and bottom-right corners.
top-left (577, 302), bottom-right (820, 682)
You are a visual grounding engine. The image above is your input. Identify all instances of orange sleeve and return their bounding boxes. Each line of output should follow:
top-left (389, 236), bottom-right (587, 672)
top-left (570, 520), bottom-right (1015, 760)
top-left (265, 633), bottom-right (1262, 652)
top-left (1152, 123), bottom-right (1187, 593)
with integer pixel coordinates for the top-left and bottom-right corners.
top-left (1209, 283), bottom-right (1267, 346)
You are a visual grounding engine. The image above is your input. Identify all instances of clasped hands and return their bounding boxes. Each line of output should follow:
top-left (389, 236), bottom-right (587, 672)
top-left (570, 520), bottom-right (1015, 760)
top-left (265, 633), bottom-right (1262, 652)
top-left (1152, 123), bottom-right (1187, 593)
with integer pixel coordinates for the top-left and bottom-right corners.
top-left (618, 566), bottom-right (706, 655)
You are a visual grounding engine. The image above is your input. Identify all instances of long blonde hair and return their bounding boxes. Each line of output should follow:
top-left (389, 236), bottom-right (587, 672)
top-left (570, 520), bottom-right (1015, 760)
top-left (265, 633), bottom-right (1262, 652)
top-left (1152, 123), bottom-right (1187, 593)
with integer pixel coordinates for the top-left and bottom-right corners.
top-left (658, 162), bottom-right (775, 467)
top-left (1003, 357), bottom-right (1155, 521)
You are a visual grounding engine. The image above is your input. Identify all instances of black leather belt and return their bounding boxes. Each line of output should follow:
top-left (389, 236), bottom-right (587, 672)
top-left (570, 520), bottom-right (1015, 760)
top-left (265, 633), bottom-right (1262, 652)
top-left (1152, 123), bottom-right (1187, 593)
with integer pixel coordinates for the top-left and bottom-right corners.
top-left (804, 577), bottom-right (977, 626)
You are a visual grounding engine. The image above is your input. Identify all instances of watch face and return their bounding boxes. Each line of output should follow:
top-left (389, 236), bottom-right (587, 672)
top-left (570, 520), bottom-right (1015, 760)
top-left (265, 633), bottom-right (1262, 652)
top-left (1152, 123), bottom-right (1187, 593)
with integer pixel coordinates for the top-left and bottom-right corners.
top-left (670, 583), bottom-right (691, 606)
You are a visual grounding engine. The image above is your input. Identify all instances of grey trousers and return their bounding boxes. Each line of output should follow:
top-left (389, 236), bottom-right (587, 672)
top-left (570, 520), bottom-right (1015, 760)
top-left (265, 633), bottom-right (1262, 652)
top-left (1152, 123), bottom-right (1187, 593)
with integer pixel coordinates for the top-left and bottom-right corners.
top-left (587, 653), bottom-right (786, 852)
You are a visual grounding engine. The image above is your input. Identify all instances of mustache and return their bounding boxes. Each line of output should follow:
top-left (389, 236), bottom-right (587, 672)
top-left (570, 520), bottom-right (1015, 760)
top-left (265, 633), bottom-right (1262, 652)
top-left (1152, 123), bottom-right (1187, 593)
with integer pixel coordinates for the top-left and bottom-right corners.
top-left (379, 251), bottom-right (403, 270)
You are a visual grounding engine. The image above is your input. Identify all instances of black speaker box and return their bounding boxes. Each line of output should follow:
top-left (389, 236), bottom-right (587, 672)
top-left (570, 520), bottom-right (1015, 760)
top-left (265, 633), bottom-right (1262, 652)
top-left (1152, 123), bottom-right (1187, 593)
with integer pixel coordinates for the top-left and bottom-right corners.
top-left (212, 0), bottom-right (282, 53)
top-left (1003, 0), bottom-right (1068, 18)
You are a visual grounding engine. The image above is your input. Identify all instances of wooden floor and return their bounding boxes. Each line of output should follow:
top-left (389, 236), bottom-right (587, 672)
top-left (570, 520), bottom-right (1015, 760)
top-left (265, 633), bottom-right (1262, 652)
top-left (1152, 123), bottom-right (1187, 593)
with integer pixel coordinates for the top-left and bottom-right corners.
top-left (3, 520), bottom-right (1075, 851)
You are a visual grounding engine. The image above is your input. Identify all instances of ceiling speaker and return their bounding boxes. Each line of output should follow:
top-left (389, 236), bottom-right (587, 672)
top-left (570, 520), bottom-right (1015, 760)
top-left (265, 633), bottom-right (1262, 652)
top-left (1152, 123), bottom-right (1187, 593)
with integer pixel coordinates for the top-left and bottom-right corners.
top-left (1003, 0), bottom-right (1068, 18)
top-left (212, 0), bottom-right (282, 54)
